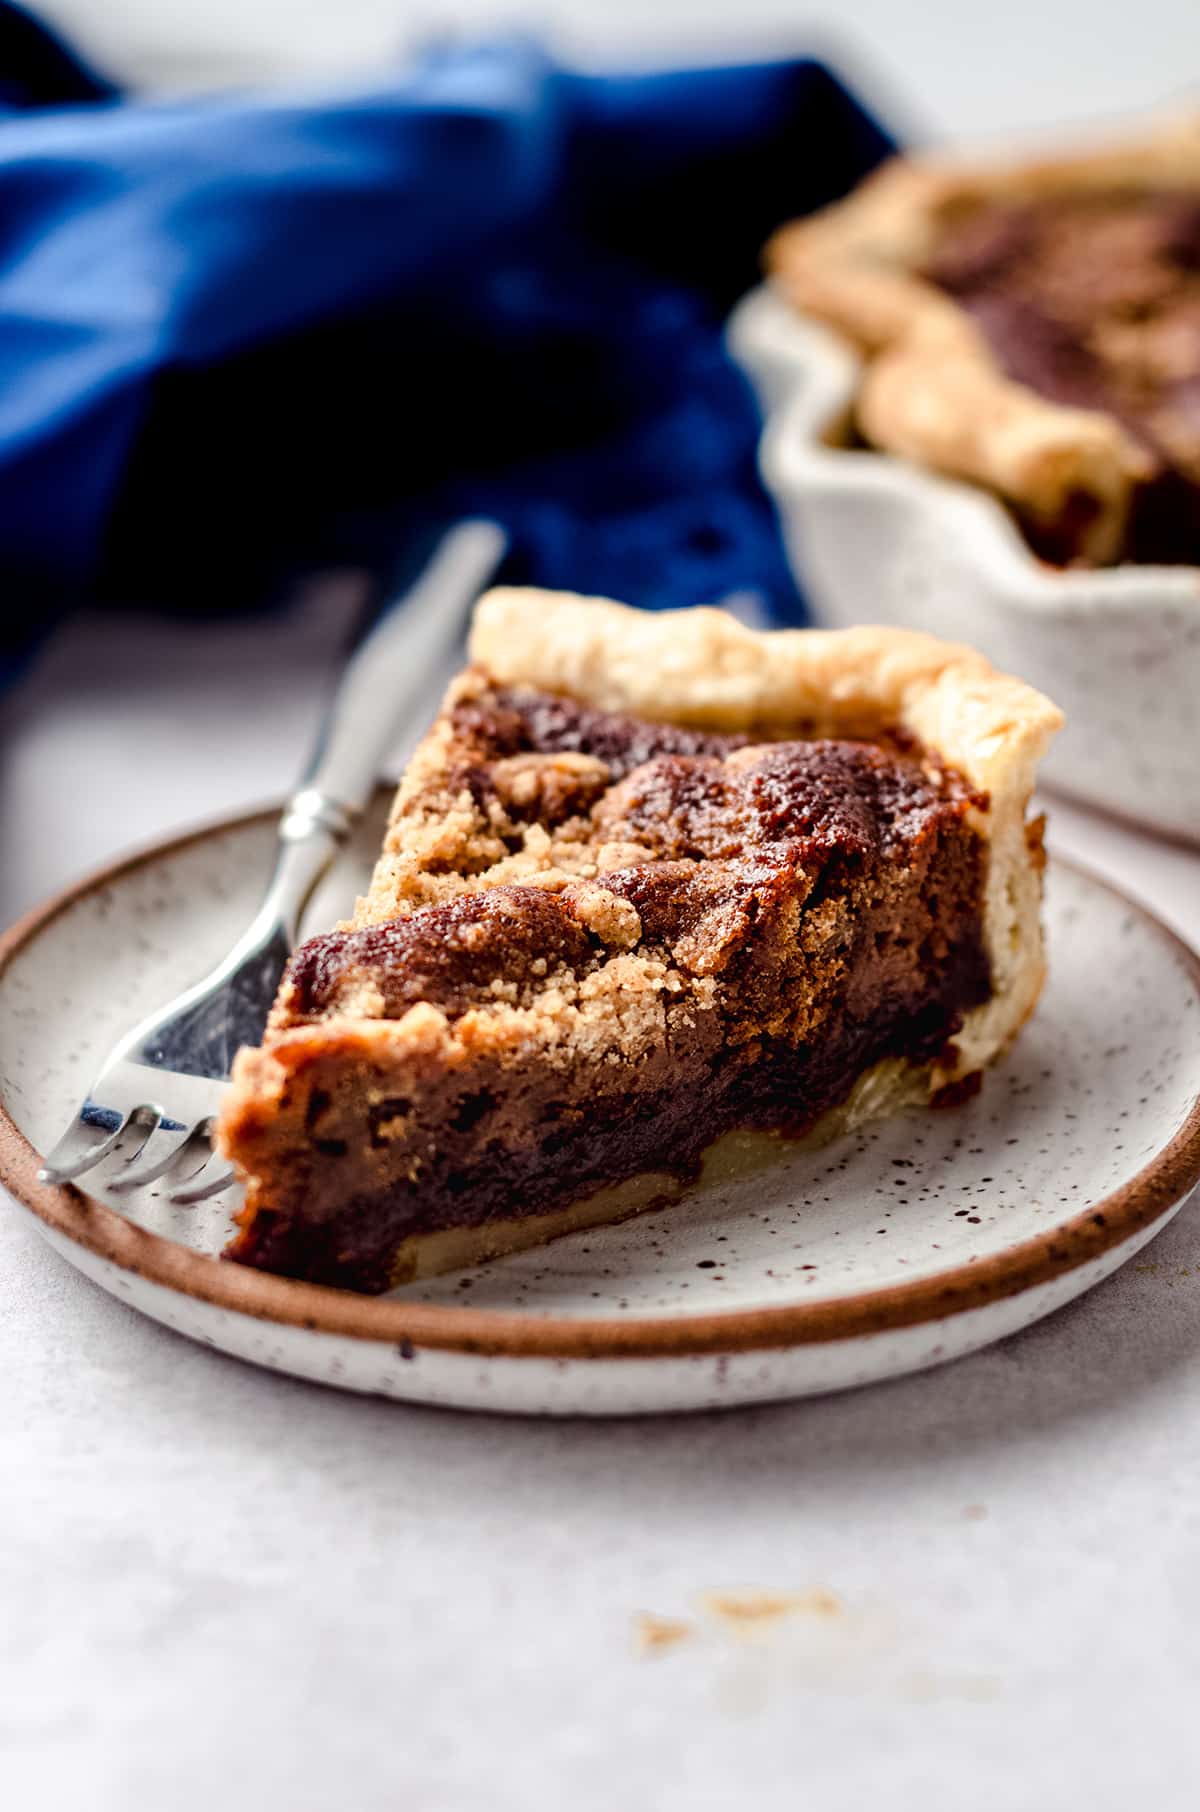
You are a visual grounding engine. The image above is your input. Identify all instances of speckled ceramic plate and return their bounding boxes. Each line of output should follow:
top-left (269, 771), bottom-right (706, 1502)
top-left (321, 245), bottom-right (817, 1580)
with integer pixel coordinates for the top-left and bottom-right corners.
top-left (2, 795), bottom-right (1199, 1415)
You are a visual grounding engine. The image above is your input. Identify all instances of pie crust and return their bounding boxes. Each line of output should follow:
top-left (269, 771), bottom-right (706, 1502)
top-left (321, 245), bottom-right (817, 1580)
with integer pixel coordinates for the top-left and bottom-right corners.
top-left (766, 114), bottom-right (1200, 564)
top-left (216, 591), bottom-right (1061, 1291)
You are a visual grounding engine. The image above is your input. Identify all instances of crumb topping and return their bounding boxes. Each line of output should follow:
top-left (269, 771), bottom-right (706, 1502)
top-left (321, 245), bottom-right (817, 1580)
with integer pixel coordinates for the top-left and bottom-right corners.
top-left (276, 675), bottom-right (985, 1085)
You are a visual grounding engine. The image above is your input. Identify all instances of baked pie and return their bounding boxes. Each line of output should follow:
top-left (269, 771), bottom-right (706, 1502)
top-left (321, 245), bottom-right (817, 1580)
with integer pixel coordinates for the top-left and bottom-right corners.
top-left (216, 591), bottom-right (1061, 1293)
top-left (767, 115), bottom-right (1200, 566)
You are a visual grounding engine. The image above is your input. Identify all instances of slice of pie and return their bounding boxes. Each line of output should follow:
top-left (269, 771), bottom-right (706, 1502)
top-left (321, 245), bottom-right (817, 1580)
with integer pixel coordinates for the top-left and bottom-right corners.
top-left (767, 114), bottom-right (1200, 566)
top-left (216, 590), bottom-right (1061, 1293)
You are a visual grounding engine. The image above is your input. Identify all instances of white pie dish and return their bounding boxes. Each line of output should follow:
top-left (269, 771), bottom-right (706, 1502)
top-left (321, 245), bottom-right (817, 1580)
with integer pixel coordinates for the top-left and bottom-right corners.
top-left (730, 286), bottom-right (1200, 847)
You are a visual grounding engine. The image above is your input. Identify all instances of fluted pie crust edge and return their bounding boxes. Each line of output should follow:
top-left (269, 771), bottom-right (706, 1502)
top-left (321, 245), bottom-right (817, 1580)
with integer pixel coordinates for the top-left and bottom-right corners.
top-left (766, 115), bottom-right (1200, 564)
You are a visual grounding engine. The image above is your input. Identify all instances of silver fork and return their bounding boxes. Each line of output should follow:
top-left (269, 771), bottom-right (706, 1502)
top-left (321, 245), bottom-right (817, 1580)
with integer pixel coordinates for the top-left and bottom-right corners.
top-left (37, 519), bottom-right (507, 1205)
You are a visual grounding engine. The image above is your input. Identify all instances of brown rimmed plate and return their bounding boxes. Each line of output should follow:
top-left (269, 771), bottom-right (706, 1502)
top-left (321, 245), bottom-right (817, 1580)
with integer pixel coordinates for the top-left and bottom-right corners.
top-left (2, 795), bottom-right (1198, 1415)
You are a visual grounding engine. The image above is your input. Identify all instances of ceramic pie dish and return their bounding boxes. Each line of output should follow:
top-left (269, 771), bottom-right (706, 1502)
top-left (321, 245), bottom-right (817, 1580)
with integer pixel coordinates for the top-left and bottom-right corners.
top-left (766, 117), bottom-right (1200, 569)
top-left (729, 116), bottom-right (1200, 845)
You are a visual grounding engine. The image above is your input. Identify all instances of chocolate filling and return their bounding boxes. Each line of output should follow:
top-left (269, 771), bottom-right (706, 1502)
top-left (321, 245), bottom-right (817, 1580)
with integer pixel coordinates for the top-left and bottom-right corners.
top-left (922, 189), bottom-right (1200, 563)
top-left (225, 689), bottom-right (991, 1293)
top-left (449, 686), bottom-right (757, 778)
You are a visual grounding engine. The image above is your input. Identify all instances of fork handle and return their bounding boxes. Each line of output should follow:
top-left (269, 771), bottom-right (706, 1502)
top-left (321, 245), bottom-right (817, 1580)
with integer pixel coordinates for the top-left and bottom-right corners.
top-left (257, 519), bottom-right (507, 947)
top-left (33, 522), bottom-right (510, 1163)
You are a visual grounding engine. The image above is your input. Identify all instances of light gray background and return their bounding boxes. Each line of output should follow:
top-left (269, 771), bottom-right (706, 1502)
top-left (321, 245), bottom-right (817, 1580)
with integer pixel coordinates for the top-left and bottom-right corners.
top-left (4, 7), bottom-right (1200, 1808)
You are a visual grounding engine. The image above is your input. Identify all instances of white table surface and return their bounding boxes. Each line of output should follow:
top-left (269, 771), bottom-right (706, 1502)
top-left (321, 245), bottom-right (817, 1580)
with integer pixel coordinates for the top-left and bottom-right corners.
top-left (5, 7), bottom-right (1200, 1807)
top-left (5, 589), bottom-right (1200, 1812)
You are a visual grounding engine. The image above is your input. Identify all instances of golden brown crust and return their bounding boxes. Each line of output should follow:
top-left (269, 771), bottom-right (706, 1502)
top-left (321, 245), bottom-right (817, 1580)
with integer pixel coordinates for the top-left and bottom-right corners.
top-left (468, 589), bottom-right (1062, 798)
top-left (765, 115), bottom-right (1200, 563)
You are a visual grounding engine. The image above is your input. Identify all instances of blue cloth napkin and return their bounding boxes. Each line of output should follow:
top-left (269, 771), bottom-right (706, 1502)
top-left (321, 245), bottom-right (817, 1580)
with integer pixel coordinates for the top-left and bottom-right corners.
top-left (0, 7), bottom-right (893, 678)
